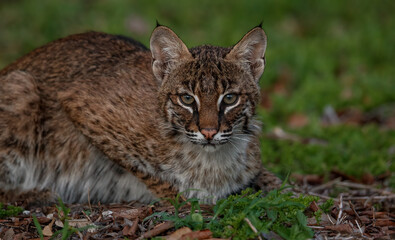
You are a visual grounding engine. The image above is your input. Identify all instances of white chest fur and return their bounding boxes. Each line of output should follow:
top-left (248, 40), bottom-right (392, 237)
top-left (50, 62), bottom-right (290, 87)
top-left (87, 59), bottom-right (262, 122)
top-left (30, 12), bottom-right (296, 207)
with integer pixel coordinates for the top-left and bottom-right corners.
top-left (162, 136), bottom-right (256, 203)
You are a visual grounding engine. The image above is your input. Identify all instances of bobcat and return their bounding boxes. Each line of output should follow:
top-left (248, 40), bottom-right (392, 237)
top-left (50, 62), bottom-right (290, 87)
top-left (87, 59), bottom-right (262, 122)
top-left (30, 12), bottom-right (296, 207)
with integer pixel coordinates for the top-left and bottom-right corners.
top-left (0, 25), bottom-right (282, 206)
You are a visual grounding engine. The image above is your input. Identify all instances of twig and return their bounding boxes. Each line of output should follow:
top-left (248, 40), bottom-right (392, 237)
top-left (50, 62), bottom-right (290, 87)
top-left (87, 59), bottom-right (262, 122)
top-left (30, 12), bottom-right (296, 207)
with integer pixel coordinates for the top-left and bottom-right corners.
top-left (310, 178), bottom-right (341, 192)
top-left (81, 210), bottom-right (92, 223)
top-left (349, 200), bottom-right (363, 230)
top-left (355, 220), bottom-right (363, 235)
top-left (309, 226), bottom-right (325, 229)
top-left (306, 191), bottom-right (333, 200)
top-left (327, 214), bottom-right (335, 225)
top-left (244, 218), bottom-right (262, 240)
top-left (372, 206), bottom-right (376, 227)
top-left (343, 195), bottom-right (395, 201)
top-left (335, 181), bottom-right (393, 195)
top-left (336, 194), bottom-right (343, 225)
top-left (139, 221), bottom-right (174, 239)
top-left (87, 188), bottom-right (92, 213)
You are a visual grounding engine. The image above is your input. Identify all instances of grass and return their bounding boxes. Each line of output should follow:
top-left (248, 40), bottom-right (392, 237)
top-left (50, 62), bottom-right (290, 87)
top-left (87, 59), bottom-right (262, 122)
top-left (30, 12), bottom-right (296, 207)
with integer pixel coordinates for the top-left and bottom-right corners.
top-left (0, 1), bottom-right (394, 183)
top-left (0, 203), bottom-right (23, 219)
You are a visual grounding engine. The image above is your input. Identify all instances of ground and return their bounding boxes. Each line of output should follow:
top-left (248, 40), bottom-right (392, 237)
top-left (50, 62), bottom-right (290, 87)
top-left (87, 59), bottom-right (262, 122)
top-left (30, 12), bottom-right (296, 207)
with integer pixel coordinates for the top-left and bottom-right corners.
top-left (0, 0), bottom-right (394, 239)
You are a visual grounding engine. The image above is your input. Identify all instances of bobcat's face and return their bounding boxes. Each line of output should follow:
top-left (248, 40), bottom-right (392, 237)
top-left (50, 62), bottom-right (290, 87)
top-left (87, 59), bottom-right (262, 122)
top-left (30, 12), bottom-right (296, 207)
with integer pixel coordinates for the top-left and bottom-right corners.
top-left (150, 26), bottom-right (266, 150)
top-left (160, 51), bottom-right (259, 148)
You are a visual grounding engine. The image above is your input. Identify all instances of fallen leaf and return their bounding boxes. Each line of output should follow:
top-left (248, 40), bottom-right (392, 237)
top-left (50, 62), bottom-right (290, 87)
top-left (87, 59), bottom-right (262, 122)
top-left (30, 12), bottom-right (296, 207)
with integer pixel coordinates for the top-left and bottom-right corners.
top-left (260, 90), bottom-right (272, 110)
top-left (42, 218), bottom-right (55, 237)
top-left (36, 216), bottom-right (51, 224)
top-left (113, 208), bottom-right (141, 219)
top-left (123, 218), bottom-right (139, 237)
top-left (165, 227), bottom-right (192, 240)
top-left (309, 201), bottom-right (319, 212)
top-left (68, 218), bottom-right (92, 228)
top-left (3, 228), bottom-right (15, 240)
top-left (180, 229), bottom-right (212, 240)
top-left (374, 219), bottom-right (395, 227)
top-left (330, 169), bottom-right (360, 183)
top-left (54, 219), bottom-right (64, 228)
top-left (361, 172), bottom-right (375, 185)
top-left (287, 113), bottom-right (309, 128)
top-left (291, 173), bottom-right (324, 185)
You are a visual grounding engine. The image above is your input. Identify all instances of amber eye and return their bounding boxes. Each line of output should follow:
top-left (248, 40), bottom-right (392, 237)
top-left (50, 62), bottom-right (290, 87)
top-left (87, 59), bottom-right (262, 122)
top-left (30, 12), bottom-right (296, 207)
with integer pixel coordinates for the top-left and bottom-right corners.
top-left (223, 94), bottom-right (238, 105)
top-left (180, 94), bottom-right (195, 105)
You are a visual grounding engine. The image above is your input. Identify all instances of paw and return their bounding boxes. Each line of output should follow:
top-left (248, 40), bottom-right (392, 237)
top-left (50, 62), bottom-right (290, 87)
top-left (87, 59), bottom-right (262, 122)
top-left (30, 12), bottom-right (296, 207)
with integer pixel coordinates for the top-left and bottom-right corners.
top-left (0, 189), bottom-right (59, 209)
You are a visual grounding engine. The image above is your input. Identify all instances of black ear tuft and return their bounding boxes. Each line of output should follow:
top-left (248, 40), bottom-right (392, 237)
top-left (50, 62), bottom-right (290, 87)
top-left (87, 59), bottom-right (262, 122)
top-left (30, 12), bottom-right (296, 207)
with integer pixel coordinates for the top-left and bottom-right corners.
top-left (156, 20), bottom-right (162, 27)
top-left (256, 21), bottom-right (263, 28)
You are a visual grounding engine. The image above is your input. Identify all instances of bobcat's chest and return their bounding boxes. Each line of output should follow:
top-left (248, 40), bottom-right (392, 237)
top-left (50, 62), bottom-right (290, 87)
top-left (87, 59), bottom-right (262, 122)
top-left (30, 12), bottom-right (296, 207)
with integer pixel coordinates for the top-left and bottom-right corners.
top-left (159, 138), bottom-right (258, 203)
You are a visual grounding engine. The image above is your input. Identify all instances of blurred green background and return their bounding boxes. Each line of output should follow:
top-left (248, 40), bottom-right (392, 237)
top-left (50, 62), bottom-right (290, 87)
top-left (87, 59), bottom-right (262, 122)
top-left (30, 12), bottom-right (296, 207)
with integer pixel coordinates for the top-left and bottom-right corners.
top-left (0, 0), bottom-right (394, 185)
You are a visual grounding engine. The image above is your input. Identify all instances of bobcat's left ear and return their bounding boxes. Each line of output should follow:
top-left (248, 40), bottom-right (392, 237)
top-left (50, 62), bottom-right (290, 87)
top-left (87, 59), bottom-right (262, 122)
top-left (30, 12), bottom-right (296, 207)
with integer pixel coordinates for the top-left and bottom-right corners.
top-left (150, 26), bottom-right (192, 82)
top-left (225, 27), bottom-right (267, 82)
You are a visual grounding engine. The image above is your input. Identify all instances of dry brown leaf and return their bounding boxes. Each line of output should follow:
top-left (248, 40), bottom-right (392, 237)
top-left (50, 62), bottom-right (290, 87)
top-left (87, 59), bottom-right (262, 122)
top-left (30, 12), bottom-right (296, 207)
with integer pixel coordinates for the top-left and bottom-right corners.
top-left (3, 228), bottom-right (15, 240)
top-left (165, 227), bottom-right (193, 240)
top-left (113, 208), bottom-right (141, 219)
top-left (42, 218), bottom-right (55, 237)
top-left (122, 218), bottom-right (139, 237)
top-left (180, 229), bottom-right (213, 240)
top-left (361, 172), bottom-right (375, 185)
top-left (287, 113), bottom-right (309, 128)
top-left (68, 218), bottom-right (92, 228)
top-left (55, 219), bottom-right (64, 228)
top-left (36, 216), bottom-right (51, 224)
top-left (292, 173), bottom-right (323, 185)
top-left (309, 201), bottom-right (319, 212)
top-left (374, 219), bottom-right (395, 227)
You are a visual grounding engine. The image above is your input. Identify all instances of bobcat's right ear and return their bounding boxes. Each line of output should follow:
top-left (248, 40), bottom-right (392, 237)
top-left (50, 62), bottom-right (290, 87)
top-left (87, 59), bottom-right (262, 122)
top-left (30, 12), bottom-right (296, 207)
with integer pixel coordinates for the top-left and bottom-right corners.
top-left (225, 27), bottom-right (267, 82)
top-left (150, 26), bottom-right (192, 82)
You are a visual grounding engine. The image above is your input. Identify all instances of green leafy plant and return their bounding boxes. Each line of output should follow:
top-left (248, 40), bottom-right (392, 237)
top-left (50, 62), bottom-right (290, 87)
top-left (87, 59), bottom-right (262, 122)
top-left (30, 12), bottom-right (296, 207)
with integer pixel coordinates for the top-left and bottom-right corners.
top-left (0, 202), bottom-right (23, 218)
top-left (32, 198), bottom-right (95, 240)
top-left (209, 188), bottom-right (317, 240)
top-left (320, 198), bottom-right (334, 214)
top-left (146, 188), bottom-right (318, 240)
top-left (145, 190), bottom-right (204, 230)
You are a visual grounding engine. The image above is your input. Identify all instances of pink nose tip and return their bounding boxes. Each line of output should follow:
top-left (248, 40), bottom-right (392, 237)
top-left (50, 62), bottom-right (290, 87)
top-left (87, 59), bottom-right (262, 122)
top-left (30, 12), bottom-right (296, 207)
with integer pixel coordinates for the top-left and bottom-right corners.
top-left (201, 128), bottom-right (217, 140)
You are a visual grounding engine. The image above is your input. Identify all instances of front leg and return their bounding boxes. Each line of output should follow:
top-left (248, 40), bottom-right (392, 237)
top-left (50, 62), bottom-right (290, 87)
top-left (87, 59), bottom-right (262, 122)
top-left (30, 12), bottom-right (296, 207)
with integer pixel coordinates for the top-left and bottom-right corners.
top-left (246, 138), bottom-right (283, 193)
top-left (251, 165), bottom-right (284, 193)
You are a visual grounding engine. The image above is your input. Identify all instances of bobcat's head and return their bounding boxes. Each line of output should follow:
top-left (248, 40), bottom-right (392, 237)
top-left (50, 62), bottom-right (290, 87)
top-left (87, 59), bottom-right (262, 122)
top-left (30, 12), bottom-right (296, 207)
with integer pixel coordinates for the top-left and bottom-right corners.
top-left (150, 26), bottom-right (266, 150)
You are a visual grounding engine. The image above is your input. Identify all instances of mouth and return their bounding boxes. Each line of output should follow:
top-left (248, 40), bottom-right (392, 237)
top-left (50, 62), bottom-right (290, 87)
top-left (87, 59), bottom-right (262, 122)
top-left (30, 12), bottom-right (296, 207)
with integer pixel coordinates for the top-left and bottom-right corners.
top-left (193, 140), bottom-right (229, 147)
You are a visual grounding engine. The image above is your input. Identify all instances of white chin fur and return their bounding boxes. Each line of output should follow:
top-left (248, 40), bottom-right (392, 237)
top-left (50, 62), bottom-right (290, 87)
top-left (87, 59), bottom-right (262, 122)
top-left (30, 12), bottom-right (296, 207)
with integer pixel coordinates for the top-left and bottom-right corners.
top-left (201, 144), bottom-right (220, 152)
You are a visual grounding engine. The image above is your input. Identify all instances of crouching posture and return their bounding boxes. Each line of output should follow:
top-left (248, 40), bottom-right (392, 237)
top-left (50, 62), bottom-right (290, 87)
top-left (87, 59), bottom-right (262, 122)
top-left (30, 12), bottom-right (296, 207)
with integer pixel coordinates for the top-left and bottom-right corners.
top-left (0, 25), bottom-right (282, 206)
